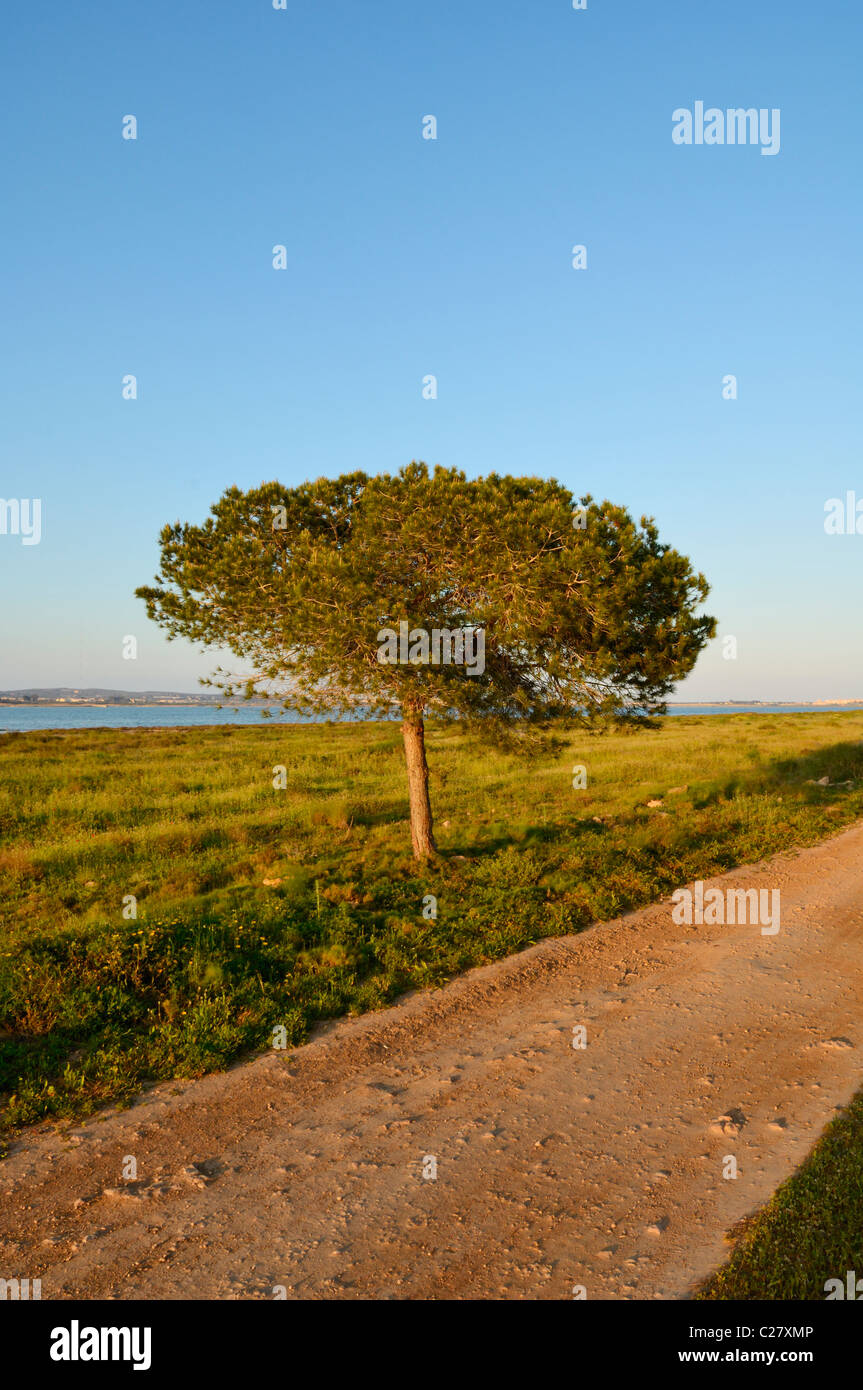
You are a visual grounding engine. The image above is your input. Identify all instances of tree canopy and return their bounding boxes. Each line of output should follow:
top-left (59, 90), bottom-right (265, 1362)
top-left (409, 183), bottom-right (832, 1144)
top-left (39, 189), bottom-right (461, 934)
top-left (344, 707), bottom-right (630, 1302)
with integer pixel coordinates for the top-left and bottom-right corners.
top-left (137, 463), bottom-right (715, 855)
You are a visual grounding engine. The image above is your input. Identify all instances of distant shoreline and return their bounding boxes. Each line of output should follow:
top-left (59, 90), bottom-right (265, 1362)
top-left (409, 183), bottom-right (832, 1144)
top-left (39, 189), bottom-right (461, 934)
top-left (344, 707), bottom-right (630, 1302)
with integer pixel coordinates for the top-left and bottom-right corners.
top-left (4, 686), bottom-right (863, 712)
top-left (2, 700), bottom-right (863, 710)
top-left (0, 701), bottom-right (262, 709)
top-left (667, 701), bottom-right (863, 708)
top-left (0, 703), bottom-right (228, 709)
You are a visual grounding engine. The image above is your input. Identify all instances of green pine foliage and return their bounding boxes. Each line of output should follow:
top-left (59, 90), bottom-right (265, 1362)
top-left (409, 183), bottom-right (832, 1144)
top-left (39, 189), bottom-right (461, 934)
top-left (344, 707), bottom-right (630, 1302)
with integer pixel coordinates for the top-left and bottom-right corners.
top-left (136, 464), bottom-right (716, 851)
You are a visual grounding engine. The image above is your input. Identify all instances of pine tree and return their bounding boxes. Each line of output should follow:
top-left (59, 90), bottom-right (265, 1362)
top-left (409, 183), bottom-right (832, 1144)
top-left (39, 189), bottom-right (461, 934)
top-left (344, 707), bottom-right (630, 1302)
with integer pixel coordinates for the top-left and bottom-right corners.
top-left (137, 463), bottom-right (715, 857)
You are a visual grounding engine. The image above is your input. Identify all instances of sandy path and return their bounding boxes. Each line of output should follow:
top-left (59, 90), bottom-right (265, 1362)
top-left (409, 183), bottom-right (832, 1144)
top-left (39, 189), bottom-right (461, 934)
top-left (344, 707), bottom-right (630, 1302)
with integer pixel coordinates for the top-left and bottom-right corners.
top-left (3, 823), bottom-right (863, 1301)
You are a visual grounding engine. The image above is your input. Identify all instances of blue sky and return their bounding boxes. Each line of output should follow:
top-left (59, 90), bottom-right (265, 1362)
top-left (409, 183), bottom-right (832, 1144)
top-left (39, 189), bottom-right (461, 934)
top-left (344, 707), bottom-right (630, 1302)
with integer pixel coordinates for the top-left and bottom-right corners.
top-left (1, 0), bottom-right (860, 699)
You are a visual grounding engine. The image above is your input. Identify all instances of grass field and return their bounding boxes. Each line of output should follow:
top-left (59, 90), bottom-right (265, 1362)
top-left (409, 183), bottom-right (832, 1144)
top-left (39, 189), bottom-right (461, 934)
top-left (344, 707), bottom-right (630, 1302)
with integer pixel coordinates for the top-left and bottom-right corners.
top-left (697, 1087), bottom-right (863, 1300)
top-left (2, 711), bottom-right (863, 1156)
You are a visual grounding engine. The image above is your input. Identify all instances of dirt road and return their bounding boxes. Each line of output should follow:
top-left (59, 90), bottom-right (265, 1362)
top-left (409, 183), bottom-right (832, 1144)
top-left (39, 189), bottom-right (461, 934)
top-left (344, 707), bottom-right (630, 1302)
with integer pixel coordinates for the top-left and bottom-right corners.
top-left (3, 823), bottom-right (863, 1300)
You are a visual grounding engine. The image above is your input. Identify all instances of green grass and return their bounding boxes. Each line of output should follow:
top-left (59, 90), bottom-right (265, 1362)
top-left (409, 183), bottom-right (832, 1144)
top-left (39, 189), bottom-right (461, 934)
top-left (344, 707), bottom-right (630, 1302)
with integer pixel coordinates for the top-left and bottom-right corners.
top-left (2, 712), bottom-right (863, 1151)
top-left (698, 1089), bottom-right (863, 1300)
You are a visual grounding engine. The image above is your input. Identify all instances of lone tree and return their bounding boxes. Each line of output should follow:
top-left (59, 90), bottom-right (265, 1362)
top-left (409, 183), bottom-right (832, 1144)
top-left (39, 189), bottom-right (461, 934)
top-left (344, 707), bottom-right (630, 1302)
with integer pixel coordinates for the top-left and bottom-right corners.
top-left (137, 463), bottom-right (715, 858)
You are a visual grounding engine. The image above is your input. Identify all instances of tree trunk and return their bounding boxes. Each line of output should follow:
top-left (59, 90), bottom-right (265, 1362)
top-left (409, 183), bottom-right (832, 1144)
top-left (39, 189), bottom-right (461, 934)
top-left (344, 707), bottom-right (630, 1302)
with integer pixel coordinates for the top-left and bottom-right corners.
top-left (401, 707), bottom-right (437, 859)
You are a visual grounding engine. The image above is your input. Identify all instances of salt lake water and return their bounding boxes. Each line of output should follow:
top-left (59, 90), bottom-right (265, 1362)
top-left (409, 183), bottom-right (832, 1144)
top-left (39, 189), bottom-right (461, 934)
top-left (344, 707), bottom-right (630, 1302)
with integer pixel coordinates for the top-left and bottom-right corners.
top-left (1, 704), bottom-right (861, 734)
